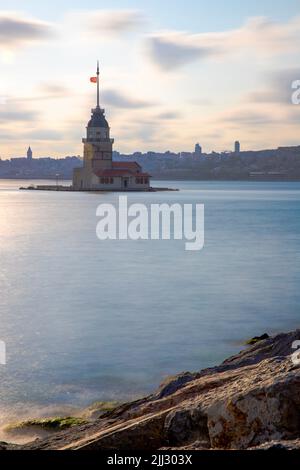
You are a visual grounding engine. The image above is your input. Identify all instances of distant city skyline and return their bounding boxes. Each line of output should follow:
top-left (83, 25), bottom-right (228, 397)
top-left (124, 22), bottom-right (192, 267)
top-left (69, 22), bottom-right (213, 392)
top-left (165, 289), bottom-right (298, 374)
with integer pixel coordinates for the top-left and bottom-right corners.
top-left (0, 138), bottom-right (243, 159)
top-left (2, 142), bottom-right (300, 181)
top-left (0, 0), bottom-right (300, 158)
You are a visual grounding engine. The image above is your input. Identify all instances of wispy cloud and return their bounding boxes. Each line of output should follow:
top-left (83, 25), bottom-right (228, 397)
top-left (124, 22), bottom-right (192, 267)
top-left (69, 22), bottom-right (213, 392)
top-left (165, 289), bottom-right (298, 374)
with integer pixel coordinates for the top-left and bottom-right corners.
top-left (223, 109), bottom-right (278, 125)
top-left (102, 89), bottom-right (152, 109)
top-left (1, 7), bottom-right (300, 156)
top-left (7, 83), bottom-right (73, 104)
top-left (156, 111), bottom-right (181, 120)
top-left (147, 33), bottom-right (212, 70)
top-left (38, 83), bottom-right (71, 97)
top-left (246, 68), bottom-right (300, 105)
top-left (0, 11), bottom-right (53, 49)
top-left (0, 127), bottom-right (65, 142)
top-left (146, 17), bottom-right (300, 70)
top-left (0, 109), bottom-right (38, 123)
top-left (65, 9), bottom-right (145, 37)
top-left (23, 129), bottom-right (64, 141)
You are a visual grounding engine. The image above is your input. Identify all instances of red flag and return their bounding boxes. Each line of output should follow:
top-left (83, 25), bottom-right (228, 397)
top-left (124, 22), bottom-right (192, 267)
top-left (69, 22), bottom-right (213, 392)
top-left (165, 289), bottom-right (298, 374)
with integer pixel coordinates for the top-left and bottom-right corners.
top-left (90, 77), bottom-right (97, 83)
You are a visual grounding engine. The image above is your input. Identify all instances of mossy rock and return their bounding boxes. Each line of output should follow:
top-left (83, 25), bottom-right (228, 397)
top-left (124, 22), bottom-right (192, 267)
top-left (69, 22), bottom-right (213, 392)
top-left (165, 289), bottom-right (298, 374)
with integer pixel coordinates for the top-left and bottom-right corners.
top-left (5, 416), bottom-right (87, 433)
top-left (83, 401), bottom-right (122, 420)
top-left (88, 401), bottom-right (121, 413)
top-left (245, 333), bottom-right (269, 346)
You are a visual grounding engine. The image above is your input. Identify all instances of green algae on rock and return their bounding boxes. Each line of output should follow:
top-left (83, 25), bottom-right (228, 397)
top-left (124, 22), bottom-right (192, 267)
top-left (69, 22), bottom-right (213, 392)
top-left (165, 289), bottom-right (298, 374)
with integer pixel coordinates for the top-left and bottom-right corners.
top-left (5, 416), bottom-right (87, 433)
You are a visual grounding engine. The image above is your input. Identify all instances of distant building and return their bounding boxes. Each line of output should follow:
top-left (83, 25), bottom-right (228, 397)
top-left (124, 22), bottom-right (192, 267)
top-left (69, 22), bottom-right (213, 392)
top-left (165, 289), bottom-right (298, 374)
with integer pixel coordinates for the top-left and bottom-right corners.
top-left (180, 152), bottom-right (193, 159)
top-left (194, 143), bottom-right (202, 156)
top-left (73, 63), bottom-right (150, 190)
top-left (234, 141), bottom-right (240, 154)
top-left (27, 146), bottom-right (32, 160)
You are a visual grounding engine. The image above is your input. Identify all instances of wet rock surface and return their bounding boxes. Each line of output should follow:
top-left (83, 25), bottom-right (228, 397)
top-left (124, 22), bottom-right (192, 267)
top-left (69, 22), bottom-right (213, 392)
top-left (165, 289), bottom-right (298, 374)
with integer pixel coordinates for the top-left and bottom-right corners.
top-left (5, 329), bottom-right (300, 451)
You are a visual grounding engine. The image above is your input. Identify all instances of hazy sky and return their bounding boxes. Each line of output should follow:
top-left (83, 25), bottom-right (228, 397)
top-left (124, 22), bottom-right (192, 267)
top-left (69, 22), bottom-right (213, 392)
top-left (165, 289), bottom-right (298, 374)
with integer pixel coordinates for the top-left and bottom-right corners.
top-left (0, 0), bottom-right (300, 158)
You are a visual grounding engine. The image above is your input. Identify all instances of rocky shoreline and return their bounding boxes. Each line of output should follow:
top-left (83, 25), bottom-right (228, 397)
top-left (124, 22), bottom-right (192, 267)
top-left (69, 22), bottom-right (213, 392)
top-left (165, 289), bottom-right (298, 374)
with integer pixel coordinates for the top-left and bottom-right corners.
top-left (2, 329), bottom-right (300, 451)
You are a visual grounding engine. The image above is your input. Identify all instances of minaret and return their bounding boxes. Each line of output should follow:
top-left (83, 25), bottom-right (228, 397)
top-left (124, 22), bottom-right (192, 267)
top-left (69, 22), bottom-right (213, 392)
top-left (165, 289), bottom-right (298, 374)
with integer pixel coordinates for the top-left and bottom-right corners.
top-left (27, 146), bottom-right (32, 160)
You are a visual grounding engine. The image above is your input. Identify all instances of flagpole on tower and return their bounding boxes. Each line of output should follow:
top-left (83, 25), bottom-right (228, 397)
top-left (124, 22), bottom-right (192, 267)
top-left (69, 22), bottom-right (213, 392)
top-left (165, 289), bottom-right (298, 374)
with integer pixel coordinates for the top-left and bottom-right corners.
top-left (97, 60), bottom-right (99, 108)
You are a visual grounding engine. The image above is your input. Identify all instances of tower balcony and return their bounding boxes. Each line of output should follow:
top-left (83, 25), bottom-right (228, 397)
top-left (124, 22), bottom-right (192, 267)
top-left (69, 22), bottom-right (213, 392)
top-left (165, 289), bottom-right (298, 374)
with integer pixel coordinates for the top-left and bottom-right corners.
top-left (82, 138), bottom-right (114, 144)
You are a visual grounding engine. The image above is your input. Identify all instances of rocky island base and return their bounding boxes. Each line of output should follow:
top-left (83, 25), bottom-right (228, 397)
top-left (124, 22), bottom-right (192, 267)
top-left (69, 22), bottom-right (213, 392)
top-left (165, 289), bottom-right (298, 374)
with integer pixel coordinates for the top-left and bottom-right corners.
top-left (19, 185), bottom-right (178, 192)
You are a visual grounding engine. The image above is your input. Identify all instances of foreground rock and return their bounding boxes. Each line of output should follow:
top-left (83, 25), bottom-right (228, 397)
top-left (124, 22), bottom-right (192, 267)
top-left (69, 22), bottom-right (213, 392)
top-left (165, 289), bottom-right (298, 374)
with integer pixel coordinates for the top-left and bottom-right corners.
top-left (4, 329), bottom-right (300, 450)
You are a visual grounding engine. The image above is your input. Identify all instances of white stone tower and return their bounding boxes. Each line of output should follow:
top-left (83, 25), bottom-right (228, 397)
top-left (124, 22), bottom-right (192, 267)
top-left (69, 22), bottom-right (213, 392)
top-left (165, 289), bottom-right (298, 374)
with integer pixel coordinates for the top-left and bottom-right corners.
top-left (72, 62), bottom-right (150, 190)
top-left (82, 61), bottom-right (114, 176)
top-left (73, 62), bottom-right (115, 189)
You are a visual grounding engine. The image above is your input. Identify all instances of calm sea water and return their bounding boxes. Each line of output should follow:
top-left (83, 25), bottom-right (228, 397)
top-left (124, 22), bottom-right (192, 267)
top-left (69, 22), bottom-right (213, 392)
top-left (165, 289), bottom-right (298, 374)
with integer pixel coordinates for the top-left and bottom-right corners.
top-left (1, 179), bottom-right (300, 424)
